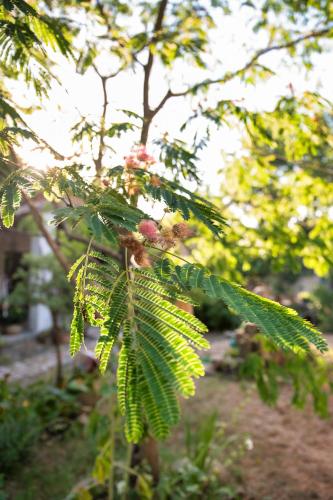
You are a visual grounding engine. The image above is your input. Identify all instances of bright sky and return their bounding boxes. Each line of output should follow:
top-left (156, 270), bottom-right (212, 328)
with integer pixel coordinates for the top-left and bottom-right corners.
top-left (10, 6), bottom-right (333, 195)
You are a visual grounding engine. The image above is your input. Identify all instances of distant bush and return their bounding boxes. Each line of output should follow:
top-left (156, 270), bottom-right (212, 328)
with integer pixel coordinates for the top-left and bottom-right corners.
top-left (0, 375), bottom-right (94, 473)
top-left (309, 285), bottom-right (333, 333)
top-left (195, 297), bottom-right (241, 332)
top-left (0, 380), bottom-right (40, 473)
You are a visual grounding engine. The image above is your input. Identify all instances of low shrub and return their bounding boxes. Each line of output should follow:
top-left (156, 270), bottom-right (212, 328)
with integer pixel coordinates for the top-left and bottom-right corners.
top-left (0, 380), bottom-right (41, 473)
top-left (195, 297), bottom-right (241, 332)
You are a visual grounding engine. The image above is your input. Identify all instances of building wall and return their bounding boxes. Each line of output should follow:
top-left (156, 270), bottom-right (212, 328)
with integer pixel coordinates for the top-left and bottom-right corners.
top-left (28, 236), bottom-right (53, 334)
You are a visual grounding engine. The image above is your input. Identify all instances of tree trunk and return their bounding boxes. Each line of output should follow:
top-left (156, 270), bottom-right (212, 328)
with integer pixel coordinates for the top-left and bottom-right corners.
top-left (130, 437), bottom-right (160, 487)
top-left (50, 311), bottom-right (64, 387)
top-left (141, 436), bottom-right (160, 485)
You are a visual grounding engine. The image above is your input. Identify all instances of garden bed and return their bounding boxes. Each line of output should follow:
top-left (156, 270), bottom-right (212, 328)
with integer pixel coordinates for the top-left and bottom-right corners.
top-left (4, 375), bottom-right (333, 500)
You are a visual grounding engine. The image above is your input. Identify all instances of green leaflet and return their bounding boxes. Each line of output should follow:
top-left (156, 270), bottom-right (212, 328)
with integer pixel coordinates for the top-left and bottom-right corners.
top-left (67, 254), bottom-right (86, 281)
top-left (95, 274), bottom-right (128, 372)
top-left (161, 261), bottom-right (328, 354)
top-left (95, 323), bottom-right (119, 373)
top-left (70, 304), bottom-right (84, 356)
top-left (118, 322), bottom-right (143, 442)
top-left (117, 321), bottom-right (133, 415)
top-left (88, 250), bottom-right (120, 271)
top-left (0, 183), bottom-right (21, 227)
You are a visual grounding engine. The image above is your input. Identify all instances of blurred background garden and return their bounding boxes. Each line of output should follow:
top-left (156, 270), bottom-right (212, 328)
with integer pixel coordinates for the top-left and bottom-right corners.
top-left (1, 0), bottom-right (333, 498)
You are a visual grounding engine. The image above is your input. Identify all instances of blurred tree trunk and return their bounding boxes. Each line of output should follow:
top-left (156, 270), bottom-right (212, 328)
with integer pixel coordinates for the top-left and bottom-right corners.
top-left (50, 310), bottom-right (64, 387)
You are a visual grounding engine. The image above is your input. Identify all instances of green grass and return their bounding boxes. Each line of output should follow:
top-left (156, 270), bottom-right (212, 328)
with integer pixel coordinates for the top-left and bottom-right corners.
top-left (3, 377), bottom-right (244, 500)
top-left (5, 425), bottom-right (96, 500)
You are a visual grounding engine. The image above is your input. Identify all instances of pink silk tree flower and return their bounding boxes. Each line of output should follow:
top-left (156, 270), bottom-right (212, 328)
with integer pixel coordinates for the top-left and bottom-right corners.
top-left (137, 145), bottom-right (156, 164)
top-left (138, 219), bottom-right (159, 241)
top-left (124, 155), bottom-right (139, 169)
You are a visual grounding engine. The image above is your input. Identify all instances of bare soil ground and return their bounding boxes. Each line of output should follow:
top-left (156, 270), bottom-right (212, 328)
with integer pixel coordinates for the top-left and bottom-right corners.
top-left (3, 333), bottom-right (333, 499)
top-left (183, 376), bottom-right (333, 500)
top-left (6, 375), bottom-right (333, 500)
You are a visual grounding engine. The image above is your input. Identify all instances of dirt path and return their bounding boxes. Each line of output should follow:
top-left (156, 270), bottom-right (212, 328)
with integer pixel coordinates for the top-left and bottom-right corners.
top-left (0, 338), bottom-right (96, 385)
top-left (183, 377), bottom-right (333, 500)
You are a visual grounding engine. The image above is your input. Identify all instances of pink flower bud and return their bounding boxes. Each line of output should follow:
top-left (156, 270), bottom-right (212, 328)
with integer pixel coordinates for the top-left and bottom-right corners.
top-left (124, 155), bottom-right (139, 169)
top-left (138, 219), bottom-right (159, 241)
top-left (137, 145), bottom-right (155, 163)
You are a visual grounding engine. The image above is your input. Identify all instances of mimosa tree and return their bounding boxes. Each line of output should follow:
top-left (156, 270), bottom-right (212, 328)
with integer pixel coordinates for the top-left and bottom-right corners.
top-left (1, 0), bottom-right (332, 493)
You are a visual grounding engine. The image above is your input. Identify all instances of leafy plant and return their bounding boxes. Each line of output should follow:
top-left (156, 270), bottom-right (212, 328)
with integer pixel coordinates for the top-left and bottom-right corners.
top-left (0, 373), bottom-right (95, 478)
top-left (0, 379), bottom-right (40, 473)
top-left (239, 337), bottom-right (333, 418)
top-left (0, 153), bottom-right (329, 446)
top-left (157, 412), bottom-right (245, 499)
top-left (308, 285), bottom-right (333, 333)
top-left (1, 0), bottom-right (333, 493)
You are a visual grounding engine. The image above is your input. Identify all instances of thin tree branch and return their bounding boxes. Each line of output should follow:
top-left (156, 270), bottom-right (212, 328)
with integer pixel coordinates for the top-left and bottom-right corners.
top-left (22, 192), bottom-right (71, 274)
top-left (141, 15), bottom-right (332, 140)
top-left (93, 69), bottom-right (109, 177)
top-left (31, 135), bottom-right (75, 161)
top-left (60, 224), bottom-right (121, 262)
top-left (168, 26), bottom-right (333, 98)
top-left (151, 89), bottom-right (173, 117)
top-left (140, 0), bottom-right (169, 145)
top-left (92, 62), bottom-right (124, 81)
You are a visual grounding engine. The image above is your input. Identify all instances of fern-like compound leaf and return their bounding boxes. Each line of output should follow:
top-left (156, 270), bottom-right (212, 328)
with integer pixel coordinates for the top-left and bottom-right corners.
top-left (161, 261), bottom-right (328, 354)
top-left (146, 178), bottom-right (227, 238)
top-left (70, 267), bottom-right (85, 356)
top-left (118, 321), bottom-right (144, 442)
top-left (140, 376), bottom-right (169, 440)
top-left (69, 251), bottom-right (328, 443)
top-left (67, 254), bottom-right (86, 281)
top-left (69, 251), bottom-right (209, 441)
